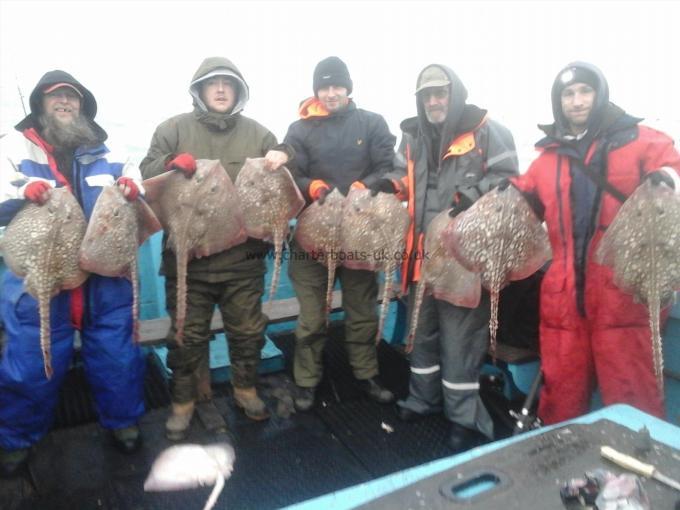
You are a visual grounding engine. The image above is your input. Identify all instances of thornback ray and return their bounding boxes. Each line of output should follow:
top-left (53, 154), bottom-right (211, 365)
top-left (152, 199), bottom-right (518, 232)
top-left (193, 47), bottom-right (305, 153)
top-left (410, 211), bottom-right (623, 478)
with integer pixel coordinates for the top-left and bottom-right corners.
top-left (596, 179), bottom-right (680, 394)
top-left (341, 189), bottom-right (409, 343)
top-left (0, 188), bottom-right (88, 378)
top-left (235, 158), bottom-right (304, 313)
top-left (294, 188), bottom-right (345, 325)
top-left (79, 185), bottom-right (162, 342)
top-left (441, 186), bottom-right (551, 361)
top-left (143, 160), bottom-right (247, 344)
top-left (405, 209), bottom-right (481, 353)
top-left (144, 442), bottom-right (235, 510)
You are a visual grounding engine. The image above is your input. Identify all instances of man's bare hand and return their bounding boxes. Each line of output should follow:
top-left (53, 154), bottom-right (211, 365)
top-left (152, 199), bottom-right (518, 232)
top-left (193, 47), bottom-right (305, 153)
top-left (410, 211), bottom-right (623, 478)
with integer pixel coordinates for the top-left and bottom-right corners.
top-left (263, 150), bottom-right (288, 171)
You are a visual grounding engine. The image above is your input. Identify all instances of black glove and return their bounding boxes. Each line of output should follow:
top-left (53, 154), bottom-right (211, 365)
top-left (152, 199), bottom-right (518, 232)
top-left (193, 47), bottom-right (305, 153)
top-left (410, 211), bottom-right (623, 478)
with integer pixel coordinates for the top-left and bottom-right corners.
top-left (367, 178), bottom-right (397, 197)
top-left (646, 170), bottom-right (675, 189)
top-left (317, 186), bottom-right (334, 205)
top-left (496, 178), bottom-right (512, 192)
top-left (448, 194), bottom-right (474, 218)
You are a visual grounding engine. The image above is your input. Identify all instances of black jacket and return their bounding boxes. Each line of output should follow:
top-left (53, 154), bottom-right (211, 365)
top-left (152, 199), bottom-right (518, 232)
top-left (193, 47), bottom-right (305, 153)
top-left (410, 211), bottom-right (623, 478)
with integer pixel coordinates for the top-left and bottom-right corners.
top-left (284, 99), bottom-right (396, 203)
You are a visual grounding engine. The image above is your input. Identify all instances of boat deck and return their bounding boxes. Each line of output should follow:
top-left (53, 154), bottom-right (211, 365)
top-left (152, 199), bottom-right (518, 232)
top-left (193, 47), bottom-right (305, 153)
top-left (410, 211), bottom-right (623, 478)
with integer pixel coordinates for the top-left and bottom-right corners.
top-left (0, 326), bottom-right (520, 510)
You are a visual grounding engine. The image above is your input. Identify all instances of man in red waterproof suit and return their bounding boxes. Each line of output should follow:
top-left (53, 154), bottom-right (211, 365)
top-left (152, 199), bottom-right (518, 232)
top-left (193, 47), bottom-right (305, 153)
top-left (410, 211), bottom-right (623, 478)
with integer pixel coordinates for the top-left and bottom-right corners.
top-left (511, 61), bottom-right (680, 424)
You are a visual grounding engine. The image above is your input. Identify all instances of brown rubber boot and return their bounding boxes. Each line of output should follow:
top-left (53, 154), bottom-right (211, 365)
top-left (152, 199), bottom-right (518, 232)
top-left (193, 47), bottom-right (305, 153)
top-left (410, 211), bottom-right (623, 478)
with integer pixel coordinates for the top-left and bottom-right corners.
top-left (165, 401), bottom-right (195, 441)
top-left (195, 400), bottom-right (229, 434)
top-left (233, 387), bottom-right (270, 421)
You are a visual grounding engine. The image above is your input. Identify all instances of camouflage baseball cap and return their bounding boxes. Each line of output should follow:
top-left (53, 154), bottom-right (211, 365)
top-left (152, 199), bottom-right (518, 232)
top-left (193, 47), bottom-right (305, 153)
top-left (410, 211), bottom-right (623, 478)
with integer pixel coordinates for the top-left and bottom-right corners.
top-left (415, 65), bottom-right (451, 93)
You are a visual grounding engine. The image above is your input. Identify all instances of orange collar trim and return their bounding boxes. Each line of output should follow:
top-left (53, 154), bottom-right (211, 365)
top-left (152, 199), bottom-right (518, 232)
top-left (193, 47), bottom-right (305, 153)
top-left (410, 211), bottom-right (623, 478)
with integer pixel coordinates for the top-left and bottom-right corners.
top-left (298, 97), bottom-right (331, 119)
top-left (442, 115), bottom-right (488, 160)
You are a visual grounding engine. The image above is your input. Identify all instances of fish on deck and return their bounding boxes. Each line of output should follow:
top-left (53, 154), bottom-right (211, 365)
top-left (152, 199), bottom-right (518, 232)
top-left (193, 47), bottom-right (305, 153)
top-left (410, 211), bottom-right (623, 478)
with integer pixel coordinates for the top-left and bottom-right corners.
top-left (79, 185), bottom-right (162, 341)
top-left (0, 188), bottom-right (88, 378)
top-left (144, 442), bottom-right (236, 510)
top-left (596, 179), bottom-right (680, 393)
top-left (142, 159), bottom-right (247, 343)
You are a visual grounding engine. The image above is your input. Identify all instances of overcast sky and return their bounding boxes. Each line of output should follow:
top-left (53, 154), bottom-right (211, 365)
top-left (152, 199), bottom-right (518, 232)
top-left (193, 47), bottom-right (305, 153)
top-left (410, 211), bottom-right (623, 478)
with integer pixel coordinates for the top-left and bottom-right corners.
top-left (1, 0), bottom-right (678, 169)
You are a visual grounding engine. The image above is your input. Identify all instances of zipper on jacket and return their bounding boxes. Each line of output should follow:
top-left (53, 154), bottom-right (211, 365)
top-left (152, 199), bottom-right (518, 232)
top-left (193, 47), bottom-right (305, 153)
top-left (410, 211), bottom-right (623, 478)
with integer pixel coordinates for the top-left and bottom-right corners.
top-left (72, 157), bottom-right (82, 204)
top-left (555, 155), bottom-right (569, 280)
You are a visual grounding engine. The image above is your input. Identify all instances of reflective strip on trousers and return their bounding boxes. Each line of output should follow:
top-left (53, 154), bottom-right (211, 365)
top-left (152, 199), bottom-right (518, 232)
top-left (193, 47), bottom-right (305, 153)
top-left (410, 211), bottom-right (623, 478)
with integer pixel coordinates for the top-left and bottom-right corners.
top-left (411, 365), bottom-right (440, 375)
top-left (442, 380), bottom-right (480, 391)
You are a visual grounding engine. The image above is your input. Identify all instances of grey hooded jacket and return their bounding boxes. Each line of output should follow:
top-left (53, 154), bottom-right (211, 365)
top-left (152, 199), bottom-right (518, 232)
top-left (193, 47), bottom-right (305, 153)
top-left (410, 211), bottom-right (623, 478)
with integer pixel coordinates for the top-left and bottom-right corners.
top-left (386, 64), bottom-right (518, 236)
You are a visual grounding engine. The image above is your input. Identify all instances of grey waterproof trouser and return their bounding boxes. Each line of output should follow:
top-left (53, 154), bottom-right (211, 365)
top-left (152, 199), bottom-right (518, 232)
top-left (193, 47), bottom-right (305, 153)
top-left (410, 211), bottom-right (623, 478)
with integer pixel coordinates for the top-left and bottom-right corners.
top-left (398, 289), bottom-right (494, 439)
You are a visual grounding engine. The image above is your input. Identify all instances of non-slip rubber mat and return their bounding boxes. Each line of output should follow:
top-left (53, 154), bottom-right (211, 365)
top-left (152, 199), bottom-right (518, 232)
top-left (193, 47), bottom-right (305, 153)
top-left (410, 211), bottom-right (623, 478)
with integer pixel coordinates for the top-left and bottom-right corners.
top-left (270, 326), bottom-right (514, 481)
top-left (53, 351), bottom-right (171, 429)
top-left (14, 402), bottom-right (371, 510)
top-left (3, 326), bottom-right (520, 510)
top-left (316, 398), bottom-right (453, 479)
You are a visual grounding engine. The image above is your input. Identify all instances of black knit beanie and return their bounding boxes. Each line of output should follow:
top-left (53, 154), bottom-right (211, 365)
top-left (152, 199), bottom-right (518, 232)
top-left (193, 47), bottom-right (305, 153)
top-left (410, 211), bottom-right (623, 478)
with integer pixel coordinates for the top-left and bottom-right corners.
top-left (313, 56), bottom-right (353, 96)
top-left (554, 66), bottom-right (599, 95)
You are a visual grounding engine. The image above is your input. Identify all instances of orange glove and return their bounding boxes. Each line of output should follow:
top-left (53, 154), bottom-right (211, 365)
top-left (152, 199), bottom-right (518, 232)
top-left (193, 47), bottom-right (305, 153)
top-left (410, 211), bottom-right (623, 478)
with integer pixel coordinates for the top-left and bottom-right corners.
top-left (309, 179), bottom-right (332, 204)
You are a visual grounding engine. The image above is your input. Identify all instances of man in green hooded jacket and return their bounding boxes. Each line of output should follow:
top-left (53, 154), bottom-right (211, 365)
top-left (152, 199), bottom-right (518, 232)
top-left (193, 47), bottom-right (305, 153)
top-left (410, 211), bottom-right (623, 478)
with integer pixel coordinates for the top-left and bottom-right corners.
top-left (140, 56), bottom-right (294, 440)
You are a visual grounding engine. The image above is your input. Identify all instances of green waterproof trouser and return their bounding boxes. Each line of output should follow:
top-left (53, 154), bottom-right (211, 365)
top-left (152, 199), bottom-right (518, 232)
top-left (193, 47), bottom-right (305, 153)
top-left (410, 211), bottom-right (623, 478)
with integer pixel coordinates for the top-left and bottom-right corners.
top-left (164, 275), bottom-right (267, 403)
top-left (288, 242), bottom-right (379, 387)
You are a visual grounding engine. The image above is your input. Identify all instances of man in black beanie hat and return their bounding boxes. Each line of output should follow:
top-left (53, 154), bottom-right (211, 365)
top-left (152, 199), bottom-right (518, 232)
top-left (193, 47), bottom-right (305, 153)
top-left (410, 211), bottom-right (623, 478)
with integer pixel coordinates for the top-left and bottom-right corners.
top-left (284, 56), bottom-right (397, 411)
top-left (510, 61), bottom-right (680, 426)
top-left (313, 56), bottom-right (353, 98)
top-left (550, 64), bottom-right (603, 138)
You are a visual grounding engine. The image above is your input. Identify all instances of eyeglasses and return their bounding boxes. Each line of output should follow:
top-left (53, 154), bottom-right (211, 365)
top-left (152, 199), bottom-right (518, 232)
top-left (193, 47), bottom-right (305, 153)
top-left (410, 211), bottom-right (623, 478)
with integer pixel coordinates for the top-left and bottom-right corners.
top-left (419, 88), bottom-right (449, 100)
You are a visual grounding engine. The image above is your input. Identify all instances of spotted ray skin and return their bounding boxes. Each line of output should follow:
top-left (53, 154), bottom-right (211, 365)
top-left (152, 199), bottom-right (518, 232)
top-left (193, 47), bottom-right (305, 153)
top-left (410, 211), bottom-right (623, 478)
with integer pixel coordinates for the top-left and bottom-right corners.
top-left (294, 188), bottom-right (345, 325)
top-left (235, 158), bottom-right (304, 311)
top-left (406, 210), bottom-right (482, 352)
top-left (596, 179), bottom-right (680, 394)
top-left (441, 186), bottom-right (551, 361)
top-left (143, 160), bottom-right (247, 343)
top-left (79, 186), bottom-right (162, 342)
top-left (0, 188), bottom-right (88, 378)
top-left (341, 189), bottom-right (409, 343)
